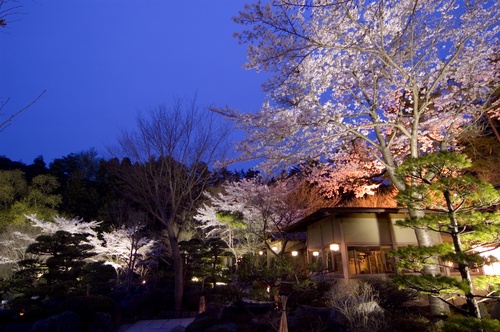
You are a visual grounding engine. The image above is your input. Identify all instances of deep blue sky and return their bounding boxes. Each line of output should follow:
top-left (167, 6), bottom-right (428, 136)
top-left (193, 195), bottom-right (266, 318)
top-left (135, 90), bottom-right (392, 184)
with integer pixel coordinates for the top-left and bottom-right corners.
top-left (1, 0), bottom-right (265, 166)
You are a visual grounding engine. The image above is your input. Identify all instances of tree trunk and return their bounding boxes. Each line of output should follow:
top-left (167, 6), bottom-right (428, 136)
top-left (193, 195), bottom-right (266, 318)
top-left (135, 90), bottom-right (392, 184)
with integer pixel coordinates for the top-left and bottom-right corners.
top-left (411, 211), bottom-right (451, 317)
top-left (442, 190), bottom-right (482, 318)
top-left (166, 221), bottom-right (184, 312)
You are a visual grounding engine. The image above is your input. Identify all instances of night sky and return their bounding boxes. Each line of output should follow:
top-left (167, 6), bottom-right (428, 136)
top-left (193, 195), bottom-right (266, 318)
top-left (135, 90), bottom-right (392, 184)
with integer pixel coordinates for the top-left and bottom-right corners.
top-left (1, 0), bottom-right (265, 166)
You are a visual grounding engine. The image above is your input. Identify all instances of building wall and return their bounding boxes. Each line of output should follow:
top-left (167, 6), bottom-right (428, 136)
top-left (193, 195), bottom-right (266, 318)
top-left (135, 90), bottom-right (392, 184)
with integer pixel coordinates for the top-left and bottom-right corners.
top-left (305, 212), bottom-right (444, 279)
top-left (388, 213), bottom-right (441, 245)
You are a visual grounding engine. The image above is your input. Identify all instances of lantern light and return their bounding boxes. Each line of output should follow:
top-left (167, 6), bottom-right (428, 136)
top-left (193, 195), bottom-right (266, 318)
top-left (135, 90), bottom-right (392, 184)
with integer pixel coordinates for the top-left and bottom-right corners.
top-left (330, 243), bottom-right (340, 251)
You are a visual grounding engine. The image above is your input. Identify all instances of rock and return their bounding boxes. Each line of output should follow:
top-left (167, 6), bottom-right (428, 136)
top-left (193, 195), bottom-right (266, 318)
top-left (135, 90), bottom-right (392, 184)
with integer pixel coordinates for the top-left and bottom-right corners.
top-left (357, 301), bottom-right (384, 316)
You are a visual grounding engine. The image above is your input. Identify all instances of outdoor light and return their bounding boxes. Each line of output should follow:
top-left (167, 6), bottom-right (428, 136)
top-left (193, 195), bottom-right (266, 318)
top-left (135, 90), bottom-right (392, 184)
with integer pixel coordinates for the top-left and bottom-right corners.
top-left (291, 251), bottom-right (298, 257)
top-left (272, 246), bottom-right (278, 252)
top-left (330, 243), bottom-right (340, 251)
top-left (259, 251), bottom-right (264, 256)
top-left (313, 251), bottom-right (319, 257)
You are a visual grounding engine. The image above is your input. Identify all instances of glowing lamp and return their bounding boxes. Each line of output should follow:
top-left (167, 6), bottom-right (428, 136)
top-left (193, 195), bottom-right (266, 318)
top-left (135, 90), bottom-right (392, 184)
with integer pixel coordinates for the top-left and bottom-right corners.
top-left (291, 251), bottom-right (298, 257)
top-left (330, 243), bottom-right (340, 251)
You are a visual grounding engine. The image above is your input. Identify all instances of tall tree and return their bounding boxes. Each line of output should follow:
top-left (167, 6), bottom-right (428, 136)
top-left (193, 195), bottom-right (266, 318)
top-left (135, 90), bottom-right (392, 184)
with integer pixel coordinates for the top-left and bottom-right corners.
top-left (109, 97), bottom-right (231, 311)
top-left (219, 0), bottom-right (500, 315)
top-left (392, 151), bottom-right (500, 318)
top-left (49, 149), bottom-right (104, 220)
top-left (9, 174), bottom-right (62, 223)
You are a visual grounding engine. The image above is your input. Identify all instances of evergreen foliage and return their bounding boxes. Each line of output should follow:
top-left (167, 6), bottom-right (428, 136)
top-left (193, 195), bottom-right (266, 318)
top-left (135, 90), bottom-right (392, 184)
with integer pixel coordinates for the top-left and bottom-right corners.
top-left (14, 230), bottom-right (96, 298)
top-left (391, 151), bottom-right (500, 318)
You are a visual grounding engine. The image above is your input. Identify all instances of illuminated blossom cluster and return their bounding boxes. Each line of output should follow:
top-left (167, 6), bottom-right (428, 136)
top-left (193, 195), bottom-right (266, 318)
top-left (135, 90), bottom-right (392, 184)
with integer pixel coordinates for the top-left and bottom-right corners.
top-left (197, 177), bottom-right (305, 256)
top-left (221, 0), bottom-right (500, 193)
top-left (1, 215), bottom-right (156, 275)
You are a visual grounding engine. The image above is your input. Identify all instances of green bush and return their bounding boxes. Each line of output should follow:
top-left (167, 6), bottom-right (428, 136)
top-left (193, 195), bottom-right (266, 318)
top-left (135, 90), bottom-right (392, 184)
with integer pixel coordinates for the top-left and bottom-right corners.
top-left (442, 315), bottom-right (500, 332)
top-left (292, 279), bottom-right (331, 307)
top-left (210, 284), bottom-right (244, 304)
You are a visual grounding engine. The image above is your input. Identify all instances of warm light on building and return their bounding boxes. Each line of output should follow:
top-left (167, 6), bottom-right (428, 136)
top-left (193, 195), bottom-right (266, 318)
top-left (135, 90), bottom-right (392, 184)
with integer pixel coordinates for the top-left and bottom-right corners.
top-left (291, 251), bottom-right (298, 257)
top-left (259, 251), bottom-right (264, 256)
top-left (480, 247), bottom-right (500, 275)
top-left (272, 246), bottom-right (278, 252)
top-left (313, 251), bottom-right (319, 257)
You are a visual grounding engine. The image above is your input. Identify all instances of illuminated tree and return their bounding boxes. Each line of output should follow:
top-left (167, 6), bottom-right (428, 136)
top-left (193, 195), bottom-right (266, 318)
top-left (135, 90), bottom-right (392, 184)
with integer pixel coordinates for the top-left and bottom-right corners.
top-left (94, 225), bottom-right (156, 288)
top-left (24, 215), bottom-right (155, 277)
top-left (219, 0), bottom-right (500, 315)
top-left (198, 177), bottom-right (308, 261)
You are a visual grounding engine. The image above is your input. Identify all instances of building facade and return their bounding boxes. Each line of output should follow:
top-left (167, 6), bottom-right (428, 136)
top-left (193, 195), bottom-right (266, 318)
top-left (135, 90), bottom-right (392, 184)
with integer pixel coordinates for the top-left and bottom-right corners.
top-left (287, 207), bottom-right (443, 281)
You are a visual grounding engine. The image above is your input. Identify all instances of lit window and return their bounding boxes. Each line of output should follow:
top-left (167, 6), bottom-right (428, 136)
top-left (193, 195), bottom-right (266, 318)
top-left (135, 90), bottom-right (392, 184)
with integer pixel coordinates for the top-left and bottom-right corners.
top-left (347, 246), bottom-right (394, 275)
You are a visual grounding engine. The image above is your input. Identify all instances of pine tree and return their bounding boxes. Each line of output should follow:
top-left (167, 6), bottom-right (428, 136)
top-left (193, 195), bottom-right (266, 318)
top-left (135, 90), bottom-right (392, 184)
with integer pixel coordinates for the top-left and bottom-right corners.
top-left (15, 230), bottom-right (96, 298)
top-left (391, 151), bottom-right (500, 318)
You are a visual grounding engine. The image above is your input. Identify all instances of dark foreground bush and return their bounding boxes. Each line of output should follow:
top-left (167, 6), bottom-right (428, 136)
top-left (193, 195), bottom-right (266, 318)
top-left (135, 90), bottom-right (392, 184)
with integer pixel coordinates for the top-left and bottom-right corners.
top-left (58, 295), bottom-right (116, 326)
top-left (388, 312), bottom-right (434, 332)
top-left (30, 311), bottom-right (82, 332)
top-left (366, 278), bottom-right (419, 310)
top-left (287, 305), bottom-right (336, 332)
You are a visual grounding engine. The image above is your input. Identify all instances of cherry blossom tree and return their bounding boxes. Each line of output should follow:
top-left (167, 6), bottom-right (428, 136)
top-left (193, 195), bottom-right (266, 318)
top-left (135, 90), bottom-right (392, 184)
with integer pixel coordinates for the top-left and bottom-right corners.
top-left (26, 214), bottom-right (101, 238)
top-left (197, 177), bottom-right (307, 262)
top-left (0, 216), bottom-right (100, 275)
top-left (0, 225), bottom-right (38, 266)
top-left (94, 225), bottom-right (156, 288)
top-left (219, 0), bottom-right (500, 315)
top-left (1, 215), bottom-right (156, 285)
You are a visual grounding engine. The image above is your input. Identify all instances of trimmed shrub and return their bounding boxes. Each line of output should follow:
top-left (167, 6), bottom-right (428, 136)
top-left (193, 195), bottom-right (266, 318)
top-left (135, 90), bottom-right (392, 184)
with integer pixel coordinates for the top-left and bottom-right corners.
top-left (442, 315), bottom-right (500, 332)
